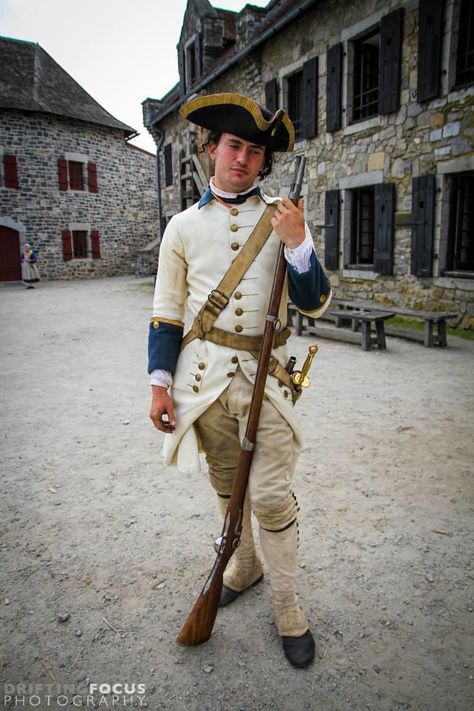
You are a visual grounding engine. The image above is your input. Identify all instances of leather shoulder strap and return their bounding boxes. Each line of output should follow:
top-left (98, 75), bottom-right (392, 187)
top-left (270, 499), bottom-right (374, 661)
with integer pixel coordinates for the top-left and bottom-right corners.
top-left (215, 203), bottom-right (277, 301)
top-left (182, 203), bottom-right (277, 348)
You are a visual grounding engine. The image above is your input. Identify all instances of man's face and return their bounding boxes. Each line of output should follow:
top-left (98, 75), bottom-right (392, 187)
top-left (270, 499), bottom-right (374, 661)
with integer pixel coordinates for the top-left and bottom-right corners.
top-left (208, 132), bottom-right (266, 194)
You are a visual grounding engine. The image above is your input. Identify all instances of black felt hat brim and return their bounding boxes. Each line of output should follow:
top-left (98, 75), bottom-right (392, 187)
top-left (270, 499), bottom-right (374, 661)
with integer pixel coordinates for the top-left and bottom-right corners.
top-left (180, 93), bottom-right (294, 152)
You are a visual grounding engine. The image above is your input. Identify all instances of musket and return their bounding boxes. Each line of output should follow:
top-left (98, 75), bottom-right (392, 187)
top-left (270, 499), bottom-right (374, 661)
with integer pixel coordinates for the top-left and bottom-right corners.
top-left (177, 156), bottom-right (308, 646)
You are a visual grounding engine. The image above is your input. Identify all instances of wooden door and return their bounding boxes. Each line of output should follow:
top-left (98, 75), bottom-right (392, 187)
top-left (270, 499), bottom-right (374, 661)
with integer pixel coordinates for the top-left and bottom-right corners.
top-left (0, 226), bottom-right (21, 281)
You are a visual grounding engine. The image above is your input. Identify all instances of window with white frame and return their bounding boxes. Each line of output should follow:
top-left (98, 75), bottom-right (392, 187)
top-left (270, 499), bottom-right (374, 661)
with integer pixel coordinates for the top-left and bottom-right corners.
top-left (61, 225), bottom-right (101, 261)
top-left (352, 30), bottom-right (380, 121)
top-left (343, 8), bottom-right (403, 127)
top-left (58, 153), bottom-right (98, 192)
top-left (273, 56), bottom-right (318, 143)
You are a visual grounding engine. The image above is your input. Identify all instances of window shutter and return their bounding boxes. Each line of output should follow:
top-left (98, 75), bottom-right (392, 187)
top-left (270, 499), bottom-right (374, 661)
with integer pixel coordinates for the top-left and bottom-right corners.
top-left (90, 230), bottom-right (101, 259)
top-left (374, 183), bottom-right (395, 275)
top-left (87, 162), bottom-right (98, 192)
top-left (411, 175), bottom-right (435, 277)
top-left (324, 189), bottom-right (340, 271)
top-left (58, 158), bottom-right (68, 191)
top-left (326, 43), bottom-right (343, 132)
top-left (164, 143), bottom-right (173, 187)
top-left (264, 78), bottom-right (279, 113)
top-left (178, 48), bottom-right (186, 94)
top-left (417, 0), bottom-right (444, 102)
top-left (62, 230), bottom-right (73, 261)
top-left (302, 57), bottom-right (318, 140)
top-left (379, 8), bottom-right (404, 114)
top-left (4, 154), bottom-right (19, 189)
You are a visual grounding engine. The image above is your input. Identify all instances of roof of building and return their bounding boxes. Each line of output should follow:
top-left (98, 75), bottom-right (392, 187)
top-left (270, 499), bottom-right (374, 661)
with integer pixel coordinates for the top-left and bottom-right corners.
top-left (149, 0), bottom-right (318, 128)
top-left (0, 36), bottom-right (135, 136)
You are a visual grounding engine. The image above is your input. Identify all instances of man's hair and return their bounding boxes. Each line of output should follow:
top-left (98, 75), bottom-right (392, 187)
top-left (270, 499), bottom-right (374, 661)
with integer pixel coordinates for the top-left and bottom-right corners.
top-left (201, 130), bottom-right (273, 180)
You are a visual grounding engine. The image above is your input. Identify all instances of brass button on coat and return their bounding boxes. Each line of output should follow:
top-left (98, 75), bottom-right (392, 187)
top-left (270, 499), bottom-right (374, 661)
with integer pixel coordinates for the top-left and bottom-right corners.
top-left (230, 224), bottom-right (239, 232)
top-left (230, 207), bottom-right (239, 216)
top-left (192, 385), bottom-right (199, 393)
top-left (235, 307), bottom-right (243, 316)
top-left (152, 320), bottom-right (159, 330)
top-left (198, 362), bottom-right (205, 370)
top-left (195, 374), bottom-right (202, 381)
top-left (234, 291), bottom-right (242, 300)
top-left (231, 242), bottom-right (240, 251)
top-left (231, 356), bottom-right (238, 364)
top-left (235, 324), bottom-right (243, 333)
top-left (227, 372), bottom-right (235, 378)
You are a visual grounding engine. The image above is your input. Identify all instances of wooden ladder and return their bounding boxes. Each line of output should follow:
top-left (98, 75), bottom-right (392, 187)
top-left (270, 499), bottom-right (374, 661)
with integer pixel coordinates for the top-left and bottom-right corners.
top-left (180, 150), bottom-right (207, 210)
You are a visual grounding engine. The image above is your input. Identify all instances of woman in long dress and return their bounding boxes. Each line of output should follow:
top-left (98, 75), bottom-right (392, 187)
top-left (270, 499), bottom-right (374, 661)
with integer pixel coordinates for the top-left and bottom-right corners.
top-left (21, 243), bottom-right (40, 289)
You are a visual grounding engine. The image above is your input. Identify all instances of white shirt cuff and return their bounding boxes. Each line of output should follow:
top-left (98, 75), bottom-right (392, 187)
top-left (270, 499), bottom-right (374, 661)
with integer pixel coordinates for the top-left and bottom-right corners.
top-left (150, 369), bottom-right (173, 388)
top-left (284, 234), bottom-right (313, 273)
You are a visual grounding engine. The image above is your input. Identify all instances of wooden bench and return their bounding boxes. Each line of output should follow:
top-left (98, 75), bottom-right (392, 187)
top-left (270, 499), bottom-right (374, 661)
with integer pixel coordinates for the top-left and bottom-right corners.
top-left (334, 299), bottom-right (458, 347)
top-left (287, 303), bottom-right (394, 351)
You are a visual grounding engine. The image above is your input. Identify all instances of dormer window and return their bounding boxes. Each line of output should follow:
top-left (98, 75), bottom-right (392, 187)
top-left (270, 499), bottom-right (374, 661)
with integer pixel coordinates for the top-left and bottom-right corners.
top-left (187, 40), bottom-right (197, 86)
top-left (181, 34), bottom-right (202, 91)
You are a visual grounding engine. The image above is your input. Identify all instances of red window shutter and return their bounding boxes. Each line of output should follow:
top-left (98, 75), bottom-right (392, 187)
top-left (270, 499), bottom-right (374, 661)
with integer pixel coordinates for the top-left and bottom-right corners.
top-left (58, 158), bottom-right (68, 190)
top-left (87, 162), bottom-right (98, 192)
top-left (4, 154), bottom-right (19, 189)
top-left (90, 230), bottom-right (101, 259)
top-left (62, 230), bottom-right (73, 261)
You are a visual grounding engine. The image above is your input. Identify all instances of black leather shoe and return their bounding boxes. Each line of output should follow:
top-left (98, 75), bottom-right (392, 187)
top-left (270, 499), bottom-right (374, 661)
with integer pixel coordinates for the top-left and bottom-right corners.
top-left (218, 574), bottom-right (264, 607)
top-left (281, 630), bottom-right (316, 668)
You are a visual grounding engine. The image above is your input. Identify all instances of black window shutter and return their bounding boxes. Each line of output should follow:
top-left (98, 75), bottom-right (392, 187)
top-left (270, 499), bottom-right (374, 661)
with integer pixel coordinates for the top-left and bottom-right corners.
top-left (302, 56), bottom-right (318, 139)
top-left (411, 175), bottom-right (435, 277)
top-left (374, 183), bottom-right (395, 275)
top-left (379, 8), bottom-right (404, 114)
top-left (178, 48), bottom-right (186, 94)
top-left (265, 78), bottom-right (279, 113)
top-left (324, 189), bottom-right (340, 271)
top-left (164, 143), bottom-right (173, 187)
top-left (417, 0), bottom-right (444, 102)
top-left (326, 43), bottom-right (343, 132)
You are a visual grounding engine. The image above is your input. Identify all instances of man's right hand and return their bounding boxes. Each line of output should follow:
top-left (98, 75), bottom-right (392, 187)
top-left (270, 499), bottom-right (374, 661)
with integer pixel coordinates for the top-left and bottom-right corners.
top-left (149, 386), bottom-right (176, 433)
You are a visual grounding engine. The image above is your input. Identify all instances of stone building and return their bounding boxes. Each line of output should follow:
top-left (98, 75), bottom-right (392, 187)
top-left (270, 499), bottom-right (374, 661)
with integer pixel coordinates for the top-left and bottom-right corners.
top-left (0, 36), bottom-right (158, 281)
top-left (143, 0), bottom-right (474, 327)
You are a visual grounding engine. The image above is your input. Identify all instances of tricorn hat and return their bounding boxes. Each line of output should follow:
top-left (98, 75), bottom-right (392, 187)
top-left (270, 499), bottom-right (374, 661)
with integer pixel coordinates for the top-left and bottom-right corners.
top-left (180, 92), bottom-right (294, 152)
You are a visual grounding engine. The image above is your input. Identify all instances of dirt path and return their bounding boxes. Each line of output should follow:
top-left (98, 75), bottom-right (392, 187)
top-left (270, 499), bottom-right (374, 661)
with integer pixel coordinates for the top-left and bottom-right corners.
top-left (1, 276), bottom-right (473, 711)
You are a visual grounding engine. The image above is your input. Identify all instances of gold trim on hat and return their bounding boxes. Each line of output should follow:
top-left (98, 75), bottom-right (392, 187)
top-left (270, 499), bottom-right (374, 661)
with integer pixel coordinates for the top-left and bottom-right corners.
top-left (180, 93), bottom-right (295, 152)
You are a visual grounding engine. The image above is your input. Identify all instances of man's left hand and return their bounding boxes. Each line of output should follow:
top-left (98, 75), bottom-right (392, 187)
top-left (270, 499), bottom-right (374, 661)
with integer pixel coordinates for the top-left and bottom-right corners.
top-left (271, 198), bottom-right (305, 249)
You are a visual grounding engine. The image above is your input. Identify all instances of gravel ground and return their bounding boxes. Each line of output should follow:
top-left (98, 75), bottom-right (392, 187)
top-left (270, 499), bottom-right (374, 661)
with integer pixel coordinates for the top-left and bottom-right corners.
top-left (0, 275), bottom-right (473, 711)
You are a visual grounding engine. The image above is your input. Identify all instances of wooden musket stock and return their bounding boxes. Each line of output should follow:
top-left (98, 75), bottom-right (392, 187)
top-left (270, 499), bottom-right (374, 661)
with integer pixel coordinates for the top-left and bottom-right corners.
top-left (177, 156), bottom-right (307, 646)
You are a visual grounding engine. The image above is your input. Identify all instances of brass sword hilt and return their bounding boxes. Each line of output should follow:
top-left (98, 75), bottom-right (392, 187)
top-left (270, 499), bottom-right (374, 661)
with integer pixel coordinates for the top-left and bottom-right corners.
top-left (291, 344), bottom-right (318, 389)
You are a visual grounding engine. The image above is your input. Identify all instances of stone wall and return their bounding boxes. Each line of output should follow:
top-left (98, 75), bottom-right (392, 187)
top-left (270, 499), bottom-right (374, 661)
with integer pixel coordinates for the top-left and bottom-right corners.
top-left (156, 0), bottom-right (474, 327)
top-left (0, 111), bottom-right (158, 280)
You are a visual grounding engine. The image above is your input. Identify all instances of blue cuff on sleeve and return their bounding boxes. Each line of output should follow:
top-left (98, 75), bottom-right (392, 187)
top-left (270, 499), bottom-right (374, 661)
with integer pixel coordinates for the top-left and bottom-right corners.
top-left (147, 321), bottom-right (184, 375)
top-left (287, 252), bottom-right (330, 311)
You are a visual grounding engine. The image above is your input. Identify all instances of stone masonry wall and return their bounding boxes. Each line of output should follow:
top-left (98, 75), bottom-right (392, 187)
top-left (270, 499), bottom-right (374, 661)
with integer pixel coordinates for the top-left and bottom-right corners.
top-left (0, 111), bottom-right (158, 280)
top-left (157, 0), bottom-right (474, 327)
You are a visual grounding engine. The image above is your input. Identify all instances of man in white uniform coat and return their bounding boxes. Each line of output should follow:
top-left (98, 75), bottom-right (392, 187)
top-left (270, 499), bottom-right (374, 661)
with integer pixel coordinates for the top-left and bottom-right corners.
top-left (149, 93), bottom-right (331, 668)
